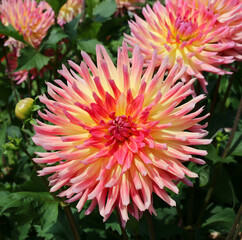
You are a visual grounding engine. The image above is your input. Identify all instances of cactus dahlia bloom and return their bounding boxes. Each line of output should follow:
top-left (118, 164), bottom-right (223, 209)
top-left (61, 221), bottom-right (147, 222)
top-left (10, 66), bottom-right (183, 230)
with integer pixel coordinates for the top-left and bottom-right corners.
top-left (0, 0), bottom-right (54, 48)
top-left (171, 0), bottom-right (242, 60)
top-left (57, 0), bottom-right (84, 26)
top-left (33, 42), bottom-right (211, 226)
top-left (125, 1), bottom-right (235, 92)
top-left (6, 51), bottom-right (28, 84)
top-left (171, 0), bottom-right (241, 24)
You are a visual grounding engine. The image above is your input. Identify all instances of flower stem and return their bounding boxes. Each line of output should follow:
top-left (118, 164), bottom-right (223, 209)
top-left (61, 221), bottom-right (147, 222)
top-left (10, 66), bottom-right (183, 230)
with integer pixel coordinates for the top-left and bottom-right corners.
top-left (196, 96), bottom-right (242, 227)
top-left (208, 76), bottom-right (221, 124)
top-left (115, 209), bottom-right (128, 240)
top-left (222, 96), bottom-right (242, 158)
top-left (27, 74), bottom-right (32, 97)
top-left (219, 71), bottom-right (236, 112)
top-left (2, 42), bottom-right (19, 102)
top-left (36, 75), bottom-right (41, 95)
top-left (196, 162), bottom-right (222, 227)
top-left (64, 205), bottom-right (81, 240)
top-left (145, 211), bottom-right (155, 240)
top-left (226, 204), bottom-right (242, 240)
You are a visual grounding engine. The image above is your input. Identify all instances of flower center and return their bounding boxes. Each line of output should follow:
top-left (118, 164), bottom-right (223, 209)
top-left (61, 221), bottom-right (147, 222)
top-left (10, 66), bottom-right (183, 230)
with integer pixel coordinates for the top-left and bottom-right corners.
top-left (106, 113), bottom-right (137, 142)
top-left (174, 16), bottom-right (196, 41)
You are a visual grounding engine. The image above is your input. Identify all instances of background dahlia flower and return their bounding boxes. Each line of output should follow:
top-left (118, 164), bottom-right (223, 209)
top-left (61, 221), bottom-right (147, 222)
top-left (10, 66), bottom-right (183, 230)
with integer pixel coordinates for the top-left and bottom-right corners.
top-left (33, 42), bottom-right (211, 226)
top-left (171, 0), bottom-right (242, 61)
top-left (0, 0), bottom-right (54, 48)
top-left (5, 51), bottom-right (29, 84)
top-left (57, 0), bottom-right (84, 26)
top-left (125, 0), bottom-right (235, 92)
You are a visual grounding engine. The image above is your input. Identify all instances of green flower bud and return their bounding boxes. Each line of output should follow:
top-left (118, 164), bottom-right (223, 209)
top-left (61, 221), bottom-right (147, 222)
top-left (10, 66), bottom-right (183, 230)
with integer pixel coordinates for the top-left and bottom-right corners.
top-left (15, 98), bottom-right (34, 120)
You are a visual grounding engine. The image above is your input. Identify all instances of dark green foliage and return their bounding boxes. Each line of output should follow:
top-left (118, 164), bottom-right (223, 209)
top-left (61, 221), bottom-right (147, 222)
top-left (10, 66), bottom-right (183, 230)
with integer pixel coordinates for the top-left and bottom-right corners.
top-left (41, 26), bottom-right (68, 50)
top-left (92, 0), bottom-right (117, 22)
top-left (64, 13), bottom-right (84, 41)
top-left (0, 22), bottom-right (25, 43)
top-left (16, 47), bottom-right (51, 71)
top-left (0, 0), bottom-right (241, 239)
top-left (45, 0), bottom-right (66, 15)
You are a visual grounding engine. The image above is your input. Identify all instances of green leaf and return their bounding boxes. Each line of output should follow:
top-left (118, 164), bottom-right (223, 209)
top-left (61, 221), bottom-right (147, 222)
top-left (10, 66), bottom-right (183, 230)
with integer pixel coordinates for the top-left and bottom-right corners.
top-left (0, 122), bottom-right (7, 157)
top-left (0, 22), bottom-right (25, 43)
top-left (41, 26), bottom-right (68, 50)
top-left (86, 0), bottom-right (100, 17)
top-left (105, 213), bottom-right (122, 235)
top-left (0, 191), bottom-right (58, 238)
top-left (153, 208), bottom-right (185, 239)
top-left (208, 110), bottom-right (236, 138)
top-left (15, 172), bottom-right (48, 192)
top-left (78, 39), bottom-right (102, 55)
top-left (16, 222), bottom-right (31, 240)
top-left (200, 145), bottom-right (236, 164)
top-left (45, 209), bottom-right (77, 240)
top-left (45, 0), bottom-right (66, 15)
top-left (16, 47), bottom-right (50, 71)
top-left (202, 206), bottom-right (236, 233)
top-left (7, 125), bottom-right (22, 138)
top-left (78, 19), bottom-right (102, 39)
top-left (229, 131), bottom-right (242, 156)
top-left (212, 167), bottom-right (238, 205)
top-left (93, 0), bottom-right (117, 22)
top-left (64, 13), bottom-right (83, 41)
top-left (199, 166), bottom-right (210, 187)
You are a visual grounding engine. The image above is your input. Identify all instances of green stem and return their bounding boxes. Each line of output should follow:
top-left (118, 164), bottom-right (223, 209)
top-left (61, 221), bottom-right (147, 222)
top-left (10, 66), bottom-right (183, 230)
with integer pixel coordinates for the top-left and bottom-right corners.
top-left (2, 43), bottom-right (19, 102)
top-left (196, 96), bottom-right (242, 227)
top-left (186, 187), bottom-right (194, 226)
top-left (176, 204), bottom-right (183, 227)
top-left (208, 76), bottom-right (221, 125)
top-left (27, 73), bottom-right (32, 97)
top-left (226, 204), bottom-right (242, 240)
top-left (115, 209), bottom-right (129, 240)
top-left (64, 206), bottom-right (81, 240)
top-left (222, 96), bottom-right (242, 158)
top-left (145, 211), bottom-right (155, 240)
top-left (219, 69), bottom-right (237, 112)
top-left (196, 163), bottom-right (222, 227)
top-left (35, 74), bottom-right (41, 95)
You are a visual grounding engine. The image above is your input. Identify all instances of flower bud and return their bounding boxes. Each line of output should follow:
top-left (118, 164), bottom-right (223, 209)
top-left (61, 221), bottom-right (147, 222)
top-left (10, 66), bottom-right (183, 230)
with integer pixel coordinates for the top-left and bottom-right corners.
top-left (15, 98), bottom-right (34, 120)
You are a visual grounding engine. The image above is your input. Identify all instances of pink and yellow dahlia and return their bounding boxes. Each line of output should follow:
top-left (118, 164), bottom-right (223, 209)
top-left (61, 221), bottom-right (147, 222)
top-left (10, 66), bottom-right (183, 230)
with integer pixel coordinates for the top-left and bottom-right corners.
top-left (33, 42), bottom-right (211, 226)
top-left (125, 0), bottom-right (235, 92)
top-left (171, 0), bottom-right (241, 24)
top-left (4, 37), bottom-right (25, 57)
top-left (0, 0), bottom-right (54, 48)
top-left (171, 0), bottom-right (242, 60)
top-left (57, 0), bottom-right (84, 26)
top-left (6, 51), bottom-right (28, 84)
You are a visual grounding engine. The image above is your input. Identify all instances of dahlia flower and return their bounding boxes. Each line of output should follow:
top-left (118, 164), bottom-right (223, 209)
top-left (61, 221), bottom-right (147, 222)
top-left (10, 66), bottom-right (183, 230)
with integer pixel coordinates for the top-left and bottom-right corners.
top-left (6, 49), bottom-right (44, 84)
top-left (115, 0), bottom-right (145, 16)
top-left (4, 37), bottom-right (25, 57)
top-left (0, 0), bottom-right (54, 48)
top-left (171, 0), bottom-right (241, 24)
top-left (57, 0), bottom-right (84, 26)
top-left (6, 51), bottom-right (28, 84)
top-left (33, 42), bottom-right (211, 226)
top-left (171, 0), bottom-right (242, 60)
top-left (125, 0), bottom-right (235, 92)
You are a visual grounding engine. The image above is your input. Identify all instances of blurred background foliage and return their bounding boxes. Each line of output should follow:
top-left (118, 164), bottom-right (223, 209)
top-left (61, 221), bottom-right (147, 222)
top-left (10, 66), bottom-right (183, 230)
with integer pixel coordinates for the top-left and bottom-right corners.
top-left (0, 0), bottom-right (241, 239)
